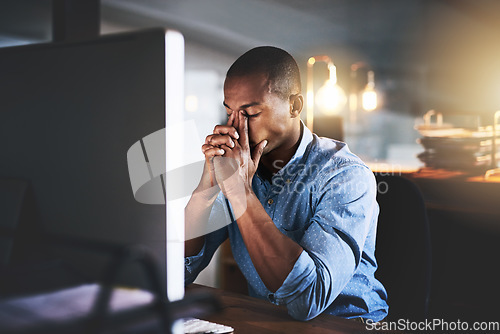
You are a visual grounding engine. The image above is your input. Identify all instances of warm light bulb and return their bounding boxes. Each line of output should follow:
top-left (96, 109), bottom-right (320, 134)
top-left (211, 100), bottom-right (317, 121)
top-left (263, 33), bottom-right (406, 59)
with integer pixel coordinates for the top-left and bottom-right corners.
top-left (315, 79), bottom-right (347, 115)
top-left (362, 70), bottom-right (377, 111)
top-left (362, 88), bottom-right (377, 111)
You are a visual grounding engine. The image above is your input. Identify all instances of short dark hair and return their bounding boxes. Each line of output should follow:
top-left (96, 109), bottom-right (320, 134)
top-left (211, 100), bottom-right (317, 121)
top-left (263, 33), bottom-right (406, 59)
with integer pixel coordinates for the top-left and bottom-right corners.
top-left (226, 46), bottom-right (301, 100)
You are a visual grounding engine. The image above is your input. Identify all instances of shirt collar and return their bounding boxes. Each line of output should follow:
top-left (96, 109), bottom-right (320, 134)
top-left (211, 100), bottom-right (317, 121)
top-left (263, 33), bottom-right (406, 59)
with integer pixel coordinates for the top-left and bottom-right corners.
top-left (286, 120), bottom-right (313, 167)
top-left (256, 121), bottom-right (313, 182)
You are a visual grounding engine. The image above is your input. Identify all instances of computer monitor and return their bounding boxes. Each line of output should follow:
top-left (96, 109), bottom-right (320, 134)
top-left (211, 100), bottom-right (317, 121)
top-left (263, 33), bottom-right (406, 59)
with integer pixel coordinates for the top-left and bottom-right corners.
top-left (0, 28), bottom-right (184, 301)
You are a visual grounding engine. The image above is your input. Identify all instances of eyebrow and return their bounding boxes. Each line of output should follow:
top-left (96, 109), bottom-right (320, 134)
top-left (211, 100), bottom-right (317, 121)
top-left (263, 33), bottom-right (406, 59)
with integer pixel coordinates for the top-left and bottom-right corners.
top-left (223, 101), bottom-right (261, 111)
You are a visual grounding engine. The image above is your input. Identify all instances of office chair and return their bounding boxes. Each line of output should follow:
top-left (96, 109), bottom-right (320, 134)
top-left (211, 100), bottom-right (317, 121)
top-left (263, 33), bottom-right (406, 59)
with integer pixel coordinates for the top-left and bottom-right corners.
top-left (374, 174), bottom-right (432, 322)
top-left (0, 178), bottom-right (44, 267)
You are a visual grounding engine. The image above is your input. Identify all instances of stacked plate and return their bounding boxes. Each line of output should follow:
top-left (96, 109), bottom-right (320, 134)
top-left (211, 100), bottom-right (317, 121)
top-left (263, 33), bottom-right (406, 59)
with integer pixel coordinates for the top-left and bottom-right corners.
top-left (415, 112), bottom-right (499, 173)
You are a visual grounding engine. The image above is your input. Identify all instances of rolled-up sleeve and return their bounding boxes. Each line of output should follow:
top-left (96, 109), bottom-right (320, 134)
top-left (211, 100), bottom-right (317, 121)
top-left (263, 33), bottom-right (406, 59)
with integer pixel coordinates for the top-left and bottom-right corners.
top-left (184, 226), bottom-right (228, 285)
top-left (273, 164), bottom-right (378, 321)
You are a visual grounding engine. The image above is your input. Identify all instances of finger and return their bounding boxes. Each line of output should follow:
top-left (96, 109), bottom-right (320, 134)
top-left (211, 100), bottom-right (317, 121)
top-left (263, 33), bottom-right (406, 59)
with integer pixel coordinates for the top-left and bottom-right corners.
top-left (202, 143), bottom-right (225, 154)
top-left (213, 124), bottom-right (239, 140)
top-left (233, 109), bottom-right (240, 131)
top-left (202, 145), bottom-right (226, 157)
top-left (202, 143), bottom-right (215, 154)
top-left (238, 111), bottom-right (249, 149)
top-left (226, 111), bottom-right (235, 127)
top-left (252, 139), bottom-right (268, 167)
top-left (205, 134), bottom-right (235, 148)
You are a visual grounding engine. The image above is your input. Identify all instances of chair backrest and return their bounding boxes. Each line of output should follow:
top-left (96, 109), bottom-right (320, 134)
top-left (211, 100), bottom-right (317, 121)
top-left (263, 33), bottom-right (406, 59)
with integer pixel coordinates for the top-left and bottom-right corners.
top-left (374, 174), bottom-right (432, 322)
top-left (0, 178), bottom-right (44, 267)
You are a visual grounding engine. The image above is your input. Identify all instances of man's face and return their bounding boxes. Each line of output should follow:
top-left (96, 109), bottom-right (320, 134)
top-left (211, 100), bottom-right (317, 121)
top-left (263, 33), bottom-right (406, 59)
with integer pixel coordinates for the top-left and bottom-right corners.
top-left (223, 72), bottom-right (295, 156)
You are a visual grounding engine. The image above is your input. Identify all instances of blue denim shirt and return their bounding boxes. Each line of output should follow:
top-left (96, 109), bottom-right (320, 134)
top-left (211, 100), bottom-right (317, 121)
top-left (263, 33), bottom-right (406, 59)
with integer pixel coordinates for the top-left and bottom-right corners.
top-left (185, 124), bottom-right (388, 322)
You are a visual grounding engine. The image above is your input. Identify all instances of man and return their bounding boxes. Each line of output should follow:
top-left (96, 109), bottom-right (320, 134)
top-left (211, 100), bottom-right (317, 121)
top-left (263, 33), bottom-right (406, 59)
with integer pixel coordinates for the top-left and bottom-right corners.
top-left (184, 46), bottom-right (388, 322)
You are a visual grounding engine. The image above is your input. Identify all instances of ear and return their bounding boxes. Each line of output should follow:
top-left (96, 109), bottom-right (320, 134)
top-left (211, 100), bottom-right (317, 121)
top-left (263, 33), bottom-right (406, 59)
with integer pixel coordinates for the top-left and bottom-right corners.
top-left (289, 94), bottom-right (304, 118)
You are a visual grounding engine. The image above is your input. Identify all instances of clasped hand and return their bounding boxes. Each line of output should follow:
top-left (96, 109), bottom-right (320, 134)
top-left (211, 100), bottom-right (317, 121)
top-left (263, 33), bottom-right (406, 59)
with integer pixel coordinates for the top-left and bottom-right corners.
top-left (201, 111), bottom-right (267, 207)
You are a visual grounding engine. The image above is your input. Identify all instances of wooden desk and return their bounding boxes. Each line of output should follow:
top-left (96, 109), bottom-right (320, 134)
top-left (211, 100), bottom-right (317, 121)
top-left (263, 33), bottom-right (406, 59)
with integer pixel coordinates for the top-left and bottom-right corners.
top-left (186, 284), bottom-right (370, 334)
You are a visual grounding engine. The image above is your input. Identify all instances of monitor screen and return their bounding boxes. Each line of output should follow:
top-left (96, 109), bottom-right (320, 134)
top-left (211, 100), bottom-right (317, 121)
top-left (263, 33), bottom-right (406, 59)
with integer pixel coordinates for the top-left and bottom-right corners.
top-left (0, 28), bottom-right (184, 300)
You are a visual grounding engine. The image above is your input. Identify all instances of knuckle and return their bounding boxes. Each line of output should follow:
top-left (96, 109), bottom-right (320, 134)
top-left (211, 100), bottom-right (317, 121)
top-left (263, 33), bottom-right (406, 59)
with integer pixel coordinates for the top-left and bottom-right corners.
top-left (214, 125), bottom-right (227, 134)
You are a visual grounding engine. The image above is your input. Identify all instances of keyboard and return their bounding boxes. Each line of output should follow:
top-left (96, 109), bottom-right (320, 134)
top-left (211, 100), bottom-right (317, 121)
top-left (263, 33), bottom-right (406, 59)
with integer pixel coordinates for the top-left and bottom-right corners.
top-left (183, 317), bottom-right (234, 334)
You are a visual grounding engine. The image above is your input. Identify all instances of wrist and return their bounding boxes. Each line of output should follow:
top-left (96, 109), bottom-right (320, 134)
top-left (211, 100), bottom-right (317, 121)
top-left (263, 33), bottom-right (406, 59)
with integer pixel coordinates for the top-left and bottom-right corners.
top-left (193, 183), bottom-right (220, 202)
top-left (220, 173), bottom-right (247, 220)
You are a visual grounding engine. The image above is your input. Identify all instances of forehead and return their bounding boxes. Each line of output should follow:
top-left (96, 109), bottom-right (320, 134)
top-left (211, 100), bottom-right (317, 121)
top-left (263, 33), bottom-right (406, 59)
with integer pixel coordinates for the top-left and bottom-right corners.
top-left (223, 73), bottom-right (271, 105)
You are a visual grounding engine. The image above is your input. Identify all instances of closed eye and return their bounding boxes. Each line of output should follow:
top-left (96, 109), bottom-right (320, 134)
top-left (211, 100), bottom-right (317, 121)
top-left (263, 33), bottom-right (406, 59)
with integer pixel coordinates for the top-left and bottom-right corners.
top-left (242, 111), bottom-right (260, 118)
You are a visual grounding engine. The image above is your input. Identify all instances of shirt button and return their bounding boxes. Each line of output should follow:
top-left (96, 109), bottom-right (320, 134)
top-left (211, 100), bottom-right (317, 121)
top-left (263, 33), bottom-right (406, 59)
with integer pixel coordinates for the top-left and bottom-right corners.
top-left (267, 198), bottom-right (274, 205)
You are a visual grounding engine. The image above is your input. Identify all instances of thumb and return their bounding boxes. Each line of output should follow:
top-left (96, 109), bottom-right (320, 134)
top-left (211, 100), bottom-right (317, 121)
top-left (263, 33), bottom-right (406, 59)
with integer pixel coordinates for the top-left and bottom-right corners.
top-left (204, 156), bottom-right (217, 187)
top-left (252, 140), bottom-right (268, 166)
